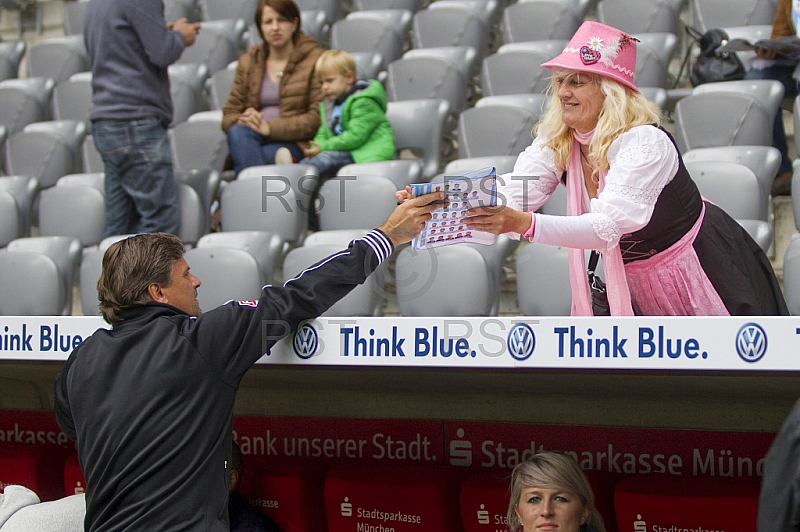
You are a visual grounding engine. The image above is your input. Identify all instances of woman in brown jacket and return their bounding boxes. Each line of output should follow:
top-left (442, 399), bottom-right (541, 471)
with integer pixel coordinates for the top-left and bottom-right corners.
top-left (222, 0), bottom-right (323, 174)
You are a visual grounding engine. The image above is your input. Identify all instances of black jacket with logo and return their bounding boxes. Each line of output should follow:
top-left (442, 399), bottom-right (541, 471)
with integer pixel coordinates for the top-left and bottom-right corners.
top-left (54, 230), bottom-right (392, 531)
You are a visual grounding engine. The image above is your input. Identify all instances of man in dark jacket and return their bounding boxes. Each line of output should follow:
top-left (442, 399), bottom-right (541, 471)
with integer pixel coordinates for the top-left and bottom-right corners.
top-left (758, 397), bottom-right (800, 531)
top-left (54, 192), bottom-right (442, 531)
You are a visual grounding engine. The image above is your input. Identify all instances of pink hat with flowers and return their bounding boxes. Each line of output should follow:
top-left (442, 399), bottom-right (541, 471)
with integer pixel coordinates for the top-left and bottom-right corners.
top-left (541, 21), bottom-right (639, 92)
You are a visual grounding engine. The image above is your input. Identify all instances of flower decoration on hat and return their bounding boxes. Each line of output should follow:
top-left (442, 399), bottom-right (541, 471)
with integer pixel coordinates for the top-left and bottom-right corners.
top-left (599, 32), bottom-right (638, 68)
top-left (580, 36), bottom-right (604, 65)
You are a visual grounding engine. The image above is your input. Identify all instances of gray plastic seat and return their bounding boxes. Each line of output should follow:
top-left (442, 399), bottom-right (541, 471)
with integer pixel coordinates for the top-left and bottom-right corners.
top-left (0, 249), bottom-right (63, 316)
top-left (689, 0), bottom-right (776, 34)
top-left (411, 6), bottom-right (489, 59)
top-left (81, 135), bottom-right (104, 173)
top-left (516, 243), bottom-right (572, 316)
top-left (184, 246), bottom-right (263, 311)
top-left (175, 168), bottom-right (221, 223)
top-left (693, 80), bottom-right (785, 132)
top-left (38, 184), bottom-right (106, 247)
top-left (481, 50), bottom-right (551, 96)
top-left (63, 0), bottom-right (87, 35)
top-left (736, 219), bottom-right (773, 252)
top-left (176, 19), bottom-right (247, 74)
top-left (394, 244), bottom-right (493, 316)
top-left (168, 112), bottom-right (229, 172)
top-left (673, 92), bottom-right (772, 153)
top-left (221, 177), bottom-right (307, 247)
top-left (283, 244), bottom-right (386, 316)
top-left (639, 87), bottom-right (669, 110)
top-left (0, 40), bottom-right (26, 81)
top-left (501, 1), bottom-right (582, 43)
top-left (685, 160), bottom-right (766, 221)
top-left (317, 175), bottom-right (398, 231)
top-left (444, 156), bottom-right (518, 178)
top-left (331, 17), bottom-right (405, 67)
top-left (197, 230), bottom-right (284, 286)
top-left (783, 236), bottom-right (800, 315)
top-left (27, 35), bottom-right (90, 83)
top-left (634, 33), bottom-right (678, 89)
top-left (177, 183), bottom-right (208, 246)
top-left (299, 10), bottom-right (331, 46)
top-left (237, 163), bottom-right (320, 225)
top-left (403, 45), bottom-right (479, 86)
top-left (385, 98), bottom-right (450, 180)
top-left (200, 0), bottom-right (257, 20)
top-left (165, 0), bottom-right (201, 21)
top-left (337, 159), bottom-right (423, 190)
top-left (209, 63), bottom-right (237, 110)
top-left (682, 145), bottom-right (780, 204)
top-left (168, 63), bottom-right (211, 126)
top-left (7, 235), bottom-right (81, 315)
top-left (351, 51), bottom-right (386, 82)
top-left (0, 189), bottom-right (19, 248)
top-left (386, 55), bottom-right (469, 115)
top-left (57, 171), bottom-right (105, 191)
top-left (426, 0), bottom-right (500, 30)
top-left (294, 0), bottom-right (342, 27)
top-left (352, 0), bottom-right (421, 10)
top-left (474, 94), bottom-right (548, 118)
top-left (0, 175), bottom-right (39, 238)
top-left (345, 9), bottom-right (412, 43)
top-left (52, 71), bottom-right (93, 123)
top-left (0, 77), bottom-right (56, 134)
top-left (497, 39), bottom-right (568, 58)
top-left (457, 105), bottom-right (537, 158)
top-left (6, 120), bottom-right (88, 189)
top-left (597, 0), bottom-right (682, 35)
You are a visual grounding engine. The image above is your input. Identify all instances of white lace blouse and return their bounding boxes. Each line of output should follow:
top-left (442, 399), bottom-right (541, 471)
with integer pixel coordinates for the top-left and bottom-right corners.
top-left (499, 125), bottom-right (680, 251)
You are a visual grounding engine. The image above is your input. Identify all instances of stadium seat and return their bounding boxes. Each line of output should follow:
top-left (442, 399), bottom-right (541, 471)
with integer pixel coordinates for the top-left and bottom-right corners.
top-left (501, 1), bottom-right (582, 43)
top-left (0, 249), bottom-right (64, 316)
top-left (385, 98), bottom-right (450, 180)
top-left (337, 159), bottom-right (423, 190)
top-left (197, 230), bottom-right (284, 287)
top-left (689, 0), bottom-right (776, 33)
top-left (386, 55), bottom-right (469, 117)
top-left (184, 246), bottom-right (263, 311)
top-left (0, 39), bottom-right (26, 81)
top-left (52, 71), bottom-right (93, 123)
top-left (176, 19), bottom-right (247, 74)
top-left (209, 62), bottom-right (237, 110)
top-left (331, 17), bottom-right (405, 67)
top-left (200, 0), bottom-right (257, 21)
top-left (27, 35), bottom-right (90, 83)
top-left (345, 9), bottom-right (412, 44)
top-left (614, 475), bottom-right (759, 531)
top-left (0, 77), bottom-right (55, 135)
top-left (6, 235), bottom-right (81, 315)
top-left (38, 184), bottom-right (106, 248)
top-left (168, 112), bottom-right (229, 173)
top-left (168, 63), bottom-right (211, 126)
top-left (736, 219), bottom-right (773, 252)
top-left (516, 243), bottom-right (573, 316)
top-left (0, 189), bottom-right (20, 248)
top-left (317, 175), bottom-right (397, 231)
top-left (683, 145), bottom-right (780, 205)
top-left (5, 119), bottom-right (88, 189)
top-left (784, 236), bottom-right (800, 316)
top-left (634, 33), bottom-right (678, 89)
top-left (324, 464), bottom-right (457, 531)
top-left (456, 104), bottom-right (537, 159)
top-left (411, 5), bottom-right (489, 60)
top-left (0, 175), bottom-right (38, 238)
top-left (481, 50), bottom-right (551, 96)
top-left (597, 0), bottom-right (683, 35)
top-left (685, 160), bottom-right (766, 221)
top-left (177, 182), bottom-right (208, 246)
top-left (294, 0), bottom-right (342, 27)
top-left (394, 244), bottom-right (493, 316)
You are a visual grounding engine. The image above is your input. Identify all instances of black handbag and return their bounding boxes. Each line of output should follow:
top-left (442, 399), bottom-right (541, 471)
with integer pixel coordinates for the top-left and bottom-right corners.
top-left (683, 26), bottom-right (746, 87)
top-left (587, 251), bottom-right (610, 316)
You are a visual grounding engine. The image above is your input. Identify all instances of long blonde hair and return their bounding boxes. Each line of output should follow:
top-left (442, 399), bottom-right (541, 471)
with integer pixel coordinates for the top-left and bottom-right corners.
top-left (535, 70), bottom-right (662, 176)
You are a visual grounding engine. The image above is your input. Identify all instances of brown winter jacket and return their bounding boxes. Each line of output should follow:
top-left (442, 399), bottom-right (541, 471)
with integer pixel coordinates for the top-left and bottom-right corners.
top-left (771, 0), bottom-right (796, 39)
top-left (221, 32), bottom-right (323, 142)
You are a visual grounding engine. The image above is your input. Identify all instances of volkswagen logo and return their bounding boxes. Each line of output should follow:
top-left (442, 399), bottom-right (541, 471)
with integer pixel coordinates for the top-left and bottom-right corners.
top-left (293, 323), bottom-right (319, 359)
top-left (735, 323), bottom-right (767, 363)
top-left (507, 323), bottom-right (536, 361)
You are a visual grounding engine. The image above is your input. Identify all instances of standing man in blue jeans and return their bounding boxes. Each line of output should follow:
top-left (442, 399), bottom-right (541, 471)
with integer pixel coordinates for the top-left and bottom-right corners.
top-left (85, 0), bottom-right (201, 237)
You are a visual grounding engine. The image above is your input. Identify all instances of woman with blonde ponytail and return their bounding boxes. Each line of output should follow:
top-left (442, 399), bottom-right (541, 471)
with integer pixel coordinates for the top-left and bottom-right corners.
top-left (507, 452), bottom-right (606, 532)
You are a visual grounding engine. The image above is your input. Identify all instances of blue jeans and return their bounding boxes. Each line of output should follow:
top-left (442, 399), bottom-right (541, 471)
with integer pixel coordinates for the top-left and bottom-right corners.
top-left (92, 117), bottom-right (180, 238)
top-left (299, 150), bottom-right (354, 179)
top-left (226, 123), bottom-right (304, 175)
top-left (745, 62), bottom-right (800, 174)
top-left (300, 151), bottom-right (354, 231)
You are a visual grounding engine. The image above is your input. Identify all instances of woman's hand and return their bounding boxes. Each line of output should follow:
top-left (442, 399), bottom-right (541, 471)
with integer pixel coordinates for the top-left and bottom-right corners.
top-left (463, 205), bottom-right (532, 235)
top-left (753, 45), bottom-right (777, 60)
top-left (395, 186), bottom-right (412, 203)
top-left (237, 108), bottom-right (271, 136)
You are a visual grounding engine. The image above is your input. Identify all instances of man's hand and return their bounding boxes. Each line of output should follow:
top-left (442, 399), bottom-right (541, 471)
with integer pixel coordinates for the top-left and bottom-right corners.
top-left (378, 191), bottom-right (445, 247)
top-left (754, 45), bottom-right (777, 60)
top-left (172, 18), bottom-right (201, 47)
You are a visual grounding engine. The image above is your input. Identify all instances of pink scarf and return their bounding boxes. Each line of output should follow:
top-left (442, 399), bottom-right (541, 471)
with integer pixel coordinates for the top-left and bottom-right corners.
top-left (567, 130), bottom-right (634, 316)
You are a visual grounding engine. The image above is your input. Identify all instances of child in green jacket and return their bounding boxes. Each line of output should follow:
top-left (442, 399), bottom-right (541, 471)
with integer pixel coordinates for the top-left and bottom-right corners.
top-left (300, 49), bottom-right (395, 179)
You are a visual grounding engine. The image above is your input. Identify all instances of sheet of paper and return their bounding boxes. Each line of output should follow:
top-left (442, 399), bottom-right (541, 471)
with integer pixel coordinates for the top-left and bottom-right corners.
top-left (409, 167), bottom-right (497, 249)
